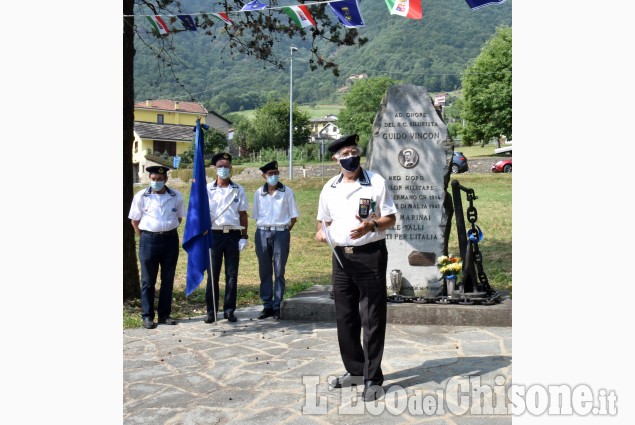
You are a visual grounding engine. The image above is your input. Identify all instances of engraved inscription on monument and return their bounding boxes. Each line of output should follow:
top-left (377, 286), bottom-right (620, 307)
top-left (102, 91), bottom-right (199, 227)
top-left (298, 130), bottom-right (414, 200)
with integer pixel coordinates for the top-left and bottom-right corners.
top-left (367, 84), bottom-right (453, 296)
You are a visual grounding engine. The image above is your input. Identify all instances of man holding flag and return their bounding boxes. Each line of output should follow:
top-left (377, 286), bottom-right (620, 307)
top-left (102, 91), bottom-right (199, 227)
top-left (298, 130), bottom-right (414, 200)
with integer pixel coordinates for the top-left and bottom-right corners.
top-left (204, 152), bottom-right (249, 323)
top-left (182, 119), bottom-right (215, 319)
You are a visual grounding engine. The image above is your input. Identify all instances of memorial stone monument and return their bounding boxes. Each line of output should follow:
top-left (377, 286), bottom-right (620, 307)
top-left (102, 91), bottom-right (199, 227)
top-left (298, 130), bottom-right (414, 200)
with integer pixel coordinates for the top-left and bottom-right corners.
top-left (366, 84), bottom-right (454, 297)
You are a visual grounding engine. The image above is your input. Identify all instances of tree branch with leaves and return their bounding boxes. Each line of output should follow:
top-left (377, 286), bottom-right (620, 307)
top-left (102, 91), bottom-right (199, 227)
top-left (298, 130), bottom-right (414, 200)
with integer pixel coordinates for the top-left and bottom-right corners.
top-left (123, 0), bottom-right (368, 300)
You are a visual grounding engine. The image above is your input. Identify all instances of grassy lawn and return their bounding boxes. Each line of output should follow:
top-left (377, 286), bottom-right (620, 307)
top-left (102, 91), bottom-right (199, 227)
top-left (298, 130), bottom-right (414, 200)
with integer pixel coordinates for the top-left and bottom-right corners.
top-left (231, 103), bottom-right (343, 121)
top-left (124, 173), bottom-right (511, 328)
top-left (454, 143), bottom-right (508, 158)
top-left (299, 104), bottom-right (343, 119)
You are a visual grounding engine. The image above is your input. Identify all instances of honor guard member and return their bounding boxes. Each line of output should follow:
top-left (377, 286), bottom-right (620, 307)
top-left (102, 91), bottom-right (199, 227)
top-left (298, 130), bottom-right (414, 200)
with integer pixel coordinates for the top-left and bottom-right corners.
top-left (315, 134), bottom-right (397, 401)
top-left (129, 166), bottom-right (186, 329)
top-left (252, 161), bottom-right (299, 320)
top-left (204, 152), bottom-right (249, 323)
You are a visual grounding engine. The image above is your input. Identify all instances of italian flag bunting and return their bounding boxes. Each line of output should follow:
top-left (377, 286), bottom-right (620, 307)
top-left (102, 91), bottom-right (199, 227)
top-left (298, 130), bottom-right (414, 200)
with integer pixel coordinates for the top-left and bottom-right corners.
top-left (211, 12), bottom-right (233, 26)
top-left (282, 5), bottom-right (316, 29)
top-left (146, 15), bottom-right (170, 35)
top-left (385, 0), bottom-right (423, 20)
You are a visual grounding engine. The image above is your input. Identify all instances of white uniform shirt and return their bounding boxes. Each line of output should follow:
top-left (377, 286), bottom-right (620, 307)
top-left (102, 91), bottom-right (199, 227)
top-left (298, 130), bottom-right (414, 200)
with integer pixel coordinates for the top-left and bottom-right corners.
top-left (252, 183), bottom-right (299, 227)
top-left (128, 186), bottom-right (186, 232)
top-left (207, 180), bottom-right (249, 228)
top-left (317, 168), bottom-right (397, 247)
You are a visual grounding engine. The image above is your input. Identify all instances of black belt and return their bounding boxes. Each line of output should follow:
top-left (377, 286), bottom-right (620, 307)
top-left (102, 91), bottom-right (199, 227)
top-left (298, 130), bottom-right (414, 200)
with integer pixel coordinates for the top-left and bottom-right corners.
top-left (335, 239), bottom-right (385, 254)
top-left (141, 229), bottom-right (177, 235)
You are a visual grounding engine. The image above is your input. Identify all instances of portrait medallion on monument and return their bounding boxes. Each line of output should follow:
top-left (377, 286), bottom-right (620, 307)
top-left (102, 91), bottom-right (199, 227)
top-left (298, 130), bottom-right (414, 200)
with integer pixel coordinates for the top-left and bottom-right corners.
top-left (398, 147), bottom-right (419, 169)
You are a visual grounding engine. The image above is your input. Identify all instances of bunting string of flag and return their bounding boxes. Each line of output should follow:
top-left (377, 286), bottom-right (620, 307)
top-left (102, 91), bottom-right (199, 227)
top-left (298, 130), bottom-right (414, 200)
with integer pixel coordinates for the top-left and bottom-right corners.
top-left (126, 0), bottom-right (506, 34)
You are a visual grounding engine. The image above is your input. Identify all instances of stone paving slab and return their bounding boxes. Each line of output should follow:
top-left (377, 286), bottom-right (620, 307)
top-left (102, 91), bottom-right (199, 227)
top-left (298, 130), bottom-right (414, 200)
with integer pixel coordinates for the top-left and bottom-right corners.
top-left (124, 306), bottom-right (512, 424)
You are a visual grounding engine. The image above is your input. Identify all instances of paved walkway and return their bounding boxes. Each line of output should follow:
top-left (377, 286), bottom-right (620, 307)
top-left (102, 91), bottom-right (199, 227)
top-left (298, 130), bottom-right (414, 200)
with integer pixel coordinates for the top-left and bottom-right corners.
top-left (123, 306), bottom-right (511, 424)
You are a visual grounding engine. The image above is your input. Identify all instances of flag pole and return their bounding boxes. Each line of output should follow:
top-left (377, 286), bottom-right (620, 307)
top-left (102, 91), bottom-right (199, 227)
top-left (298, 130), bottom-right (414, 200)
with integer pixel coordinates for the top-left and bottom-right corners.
top-left (208, 247), bottom-right (217, 325)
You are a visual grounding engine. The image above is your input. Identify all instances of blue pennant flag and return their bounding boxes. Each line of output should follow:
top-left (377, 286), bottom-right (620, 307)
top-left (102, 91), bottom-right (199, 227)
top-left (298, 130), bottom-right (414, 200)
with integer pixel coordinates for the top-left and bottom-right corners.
top-left (177, 14), bottom-right (197, 31)
top-left (464, 0), bottom-right (507, 10)
top-left (241, 0), bottom-right (267, 11)
top-left (329, 0), bottom-right (365, 28)
top-left (182, 119), bottom-right (212, 296)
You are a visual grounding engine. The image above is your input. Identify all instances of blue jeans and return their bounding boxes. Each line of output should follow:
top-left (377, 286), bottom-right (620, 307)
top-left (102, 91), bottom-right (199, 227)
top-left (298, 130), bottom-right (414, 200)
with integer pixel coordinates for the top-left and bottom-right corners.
top-left (255, 229), bottom-right (290, 311)
top-left (138, 230), bottom-right (179, 320)
top-left (206, 230), bottom-right (240, 316)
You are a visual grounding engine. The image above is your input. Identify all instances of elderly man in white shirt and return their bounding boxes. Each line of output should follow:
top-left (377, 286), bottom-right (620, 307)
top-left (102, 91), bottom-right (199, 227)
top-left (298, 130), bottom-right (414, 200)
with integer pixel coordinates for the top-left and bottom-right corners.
top-left (252, 161), bottom-right (299, 320)
top-left (315, 134), bottom-right (397, 402)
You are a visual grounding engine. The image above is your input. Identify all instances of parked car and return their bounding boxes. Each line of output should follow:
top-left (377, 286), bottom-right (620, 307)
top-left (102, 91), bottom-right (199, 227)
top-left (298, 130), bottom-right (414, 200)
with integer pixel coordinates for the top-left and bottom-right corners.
top-left (492, 158), bottom-right (512, 173)
top-left (452, 151), bottom-right (469, 174)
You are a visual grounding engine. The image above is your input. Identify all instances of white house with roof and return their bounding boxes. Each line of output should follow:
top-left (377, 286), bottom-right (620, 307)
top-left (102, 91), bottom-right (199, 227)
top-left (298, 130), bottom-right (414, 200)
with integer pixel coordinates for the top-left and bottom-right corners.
top-left (309, 114), bottom-right (341, 144)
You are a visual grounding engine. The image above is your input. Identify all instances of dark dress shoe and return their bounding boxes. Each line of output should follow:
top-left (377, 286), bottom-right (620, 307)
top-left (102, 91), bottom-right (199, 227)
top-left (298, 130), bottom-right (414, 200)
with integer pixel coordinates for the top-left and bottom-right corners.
top-left (158, 317), bottom-right (176, 325)
top-left (329, 372), bottom-right (360, 389)
top-left (273, 309), bottom-right (281, 320)
top-left (257, 308), bottom-right (274, 320)
top-left (204, 314), bottom-right (216, 324)
top-left (143, 318), bottom-right (155, 329)
top-left (224, 312), bottom-right (237, 322)
top-left (362, 380), bottom-right (384, 402)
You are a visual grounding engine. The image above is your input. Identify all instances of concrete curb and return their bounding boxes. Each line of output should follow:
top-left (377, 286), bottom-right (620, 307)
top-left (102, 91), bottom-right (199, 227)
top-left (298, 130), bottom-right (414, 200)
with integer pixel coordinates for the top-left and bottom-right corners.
top-left (282, 285), bottom-right (511, 327)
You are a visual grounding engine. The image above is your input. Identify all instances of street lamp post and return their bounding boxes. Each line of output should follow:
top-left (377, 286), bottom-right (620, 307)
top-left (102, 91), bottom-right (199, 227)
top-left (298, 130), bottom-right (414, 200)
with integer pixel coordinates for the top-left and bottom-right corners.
top-left (289, 46), bottom-right (298, 179)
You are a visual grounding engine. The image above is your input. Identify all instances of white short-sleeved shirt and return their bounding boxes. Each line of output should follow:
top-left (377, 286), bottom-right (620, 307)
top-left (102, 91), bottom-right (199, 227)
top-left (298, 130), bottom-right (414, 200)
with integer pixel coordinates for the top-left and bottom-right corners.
top-left (252, 183), bottom-right (299, 227)
top-left (317, 168), bottom-right (397, 247)
top-left (207, 180), bottom-right (249, 227)
top-left (128, 186), bottom-right (186, 232)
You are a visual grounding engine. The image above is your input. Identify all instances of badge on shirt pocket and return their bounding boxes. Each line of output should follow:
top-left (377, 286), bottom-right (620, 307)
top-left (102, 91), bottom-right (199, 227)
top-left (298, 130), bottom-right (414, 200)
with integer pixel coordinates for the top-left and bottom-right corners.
top-left (358, 198), bottom-right (371, 219)
top-left (370, 199), bottom-right (378, 219)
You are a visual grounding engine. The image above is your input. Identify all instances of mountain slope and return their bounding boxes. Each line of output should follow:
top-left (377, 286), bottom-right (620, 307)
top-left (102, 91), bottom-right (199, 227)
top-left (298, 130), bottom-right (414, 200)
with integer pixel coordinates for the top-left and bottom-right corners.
top-left (133, 0), bottom-right (512, 112)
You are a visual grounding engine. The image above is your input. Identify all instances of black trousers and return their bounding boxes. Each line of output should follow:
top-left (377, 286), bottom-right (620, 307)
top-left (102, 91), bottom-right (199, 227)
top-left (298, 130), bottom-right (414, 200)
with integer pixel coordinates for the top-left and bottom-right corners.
top-left (206, 230), bottom-right (240, 316)
top-left (138, 230), bottom-right (179, 320)
top-left (332, 239), bottom-right (388, 383)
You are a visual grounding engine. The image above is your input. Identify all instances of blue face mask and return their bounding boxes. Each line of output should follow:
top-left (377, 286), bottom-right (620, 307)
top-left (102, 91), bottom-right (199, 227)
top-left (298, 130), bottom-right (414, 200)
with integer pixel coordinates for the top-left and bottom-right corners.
top-left (339, 155), bottom-right (361, 172)
top-left (267, 175), bottom-right (280, 186)
top-left (216, 167), bottom-right (230, 179)
top-left (150, 181), bottom-right (165, 191)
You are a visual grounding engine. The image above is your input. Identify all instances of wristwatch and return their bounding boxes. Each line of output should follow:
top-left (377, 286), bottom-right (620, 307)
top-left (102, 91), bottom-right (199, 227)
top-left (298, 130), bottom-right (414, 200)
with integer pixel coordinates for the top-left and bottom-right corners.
top-left (240, 234), bottom-right (248, 239)
top-left (371, 220), bottom-right (379, 231)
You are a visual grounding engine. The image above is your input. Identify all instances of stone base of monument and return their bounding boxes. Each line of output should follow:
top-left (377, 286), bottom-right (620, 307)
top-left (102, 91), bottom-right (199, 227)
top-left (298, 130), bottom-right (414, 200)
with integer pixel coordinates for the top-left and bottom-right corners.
top-left (281, 285), bottom-right (511, 327)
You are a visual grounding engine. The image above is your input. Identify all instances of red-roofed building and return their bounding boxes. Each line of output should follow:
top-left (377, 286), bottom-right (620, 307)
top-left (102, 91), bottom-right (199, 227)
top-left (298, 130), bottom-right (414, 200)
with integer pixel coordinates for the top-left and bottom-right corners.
top-left (132, 99), bottom-right (231, 182)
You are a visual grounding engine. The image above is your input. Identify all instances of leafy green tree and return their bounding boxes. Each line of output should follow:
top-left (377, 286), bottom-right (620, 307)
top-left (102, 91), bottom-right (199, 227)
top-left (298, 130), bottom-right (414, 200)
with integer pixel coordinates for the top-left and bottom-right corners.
top-left (461, 25), bottom-right (512, 146)
top-left (443, 96), bottom-right (464, 139)
top-left (249, 99), bottom-right (310, 151)
top-left (227, 113), bottom-right (253, 156)
top-left (205, 127), bottom-right (229, 154)
top-left (123, 0), bottom-right (368, 300)
top-left (338, 76), bottom-right (396, 150)
top-left (180, 127), bottom-right (229, 166)
top-left (444, 96), bottom-right (464, 123)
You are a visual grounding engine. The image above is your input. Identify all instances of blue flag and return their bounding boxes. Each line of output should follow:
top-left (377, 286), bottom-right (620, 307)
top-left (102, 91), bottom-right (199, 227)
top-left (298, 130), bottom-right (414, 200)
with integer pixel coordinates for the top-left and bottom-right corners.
top-left (464, 0), bottom-right (507, 10)
top-left (182, 119), bottom-right (212, 296)
top-left (329, 0), bottom-right (365, 28)
top-left (241, 0), bottom-right (267, 11)
top-left (177, 14), bottom-right (197, 31)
